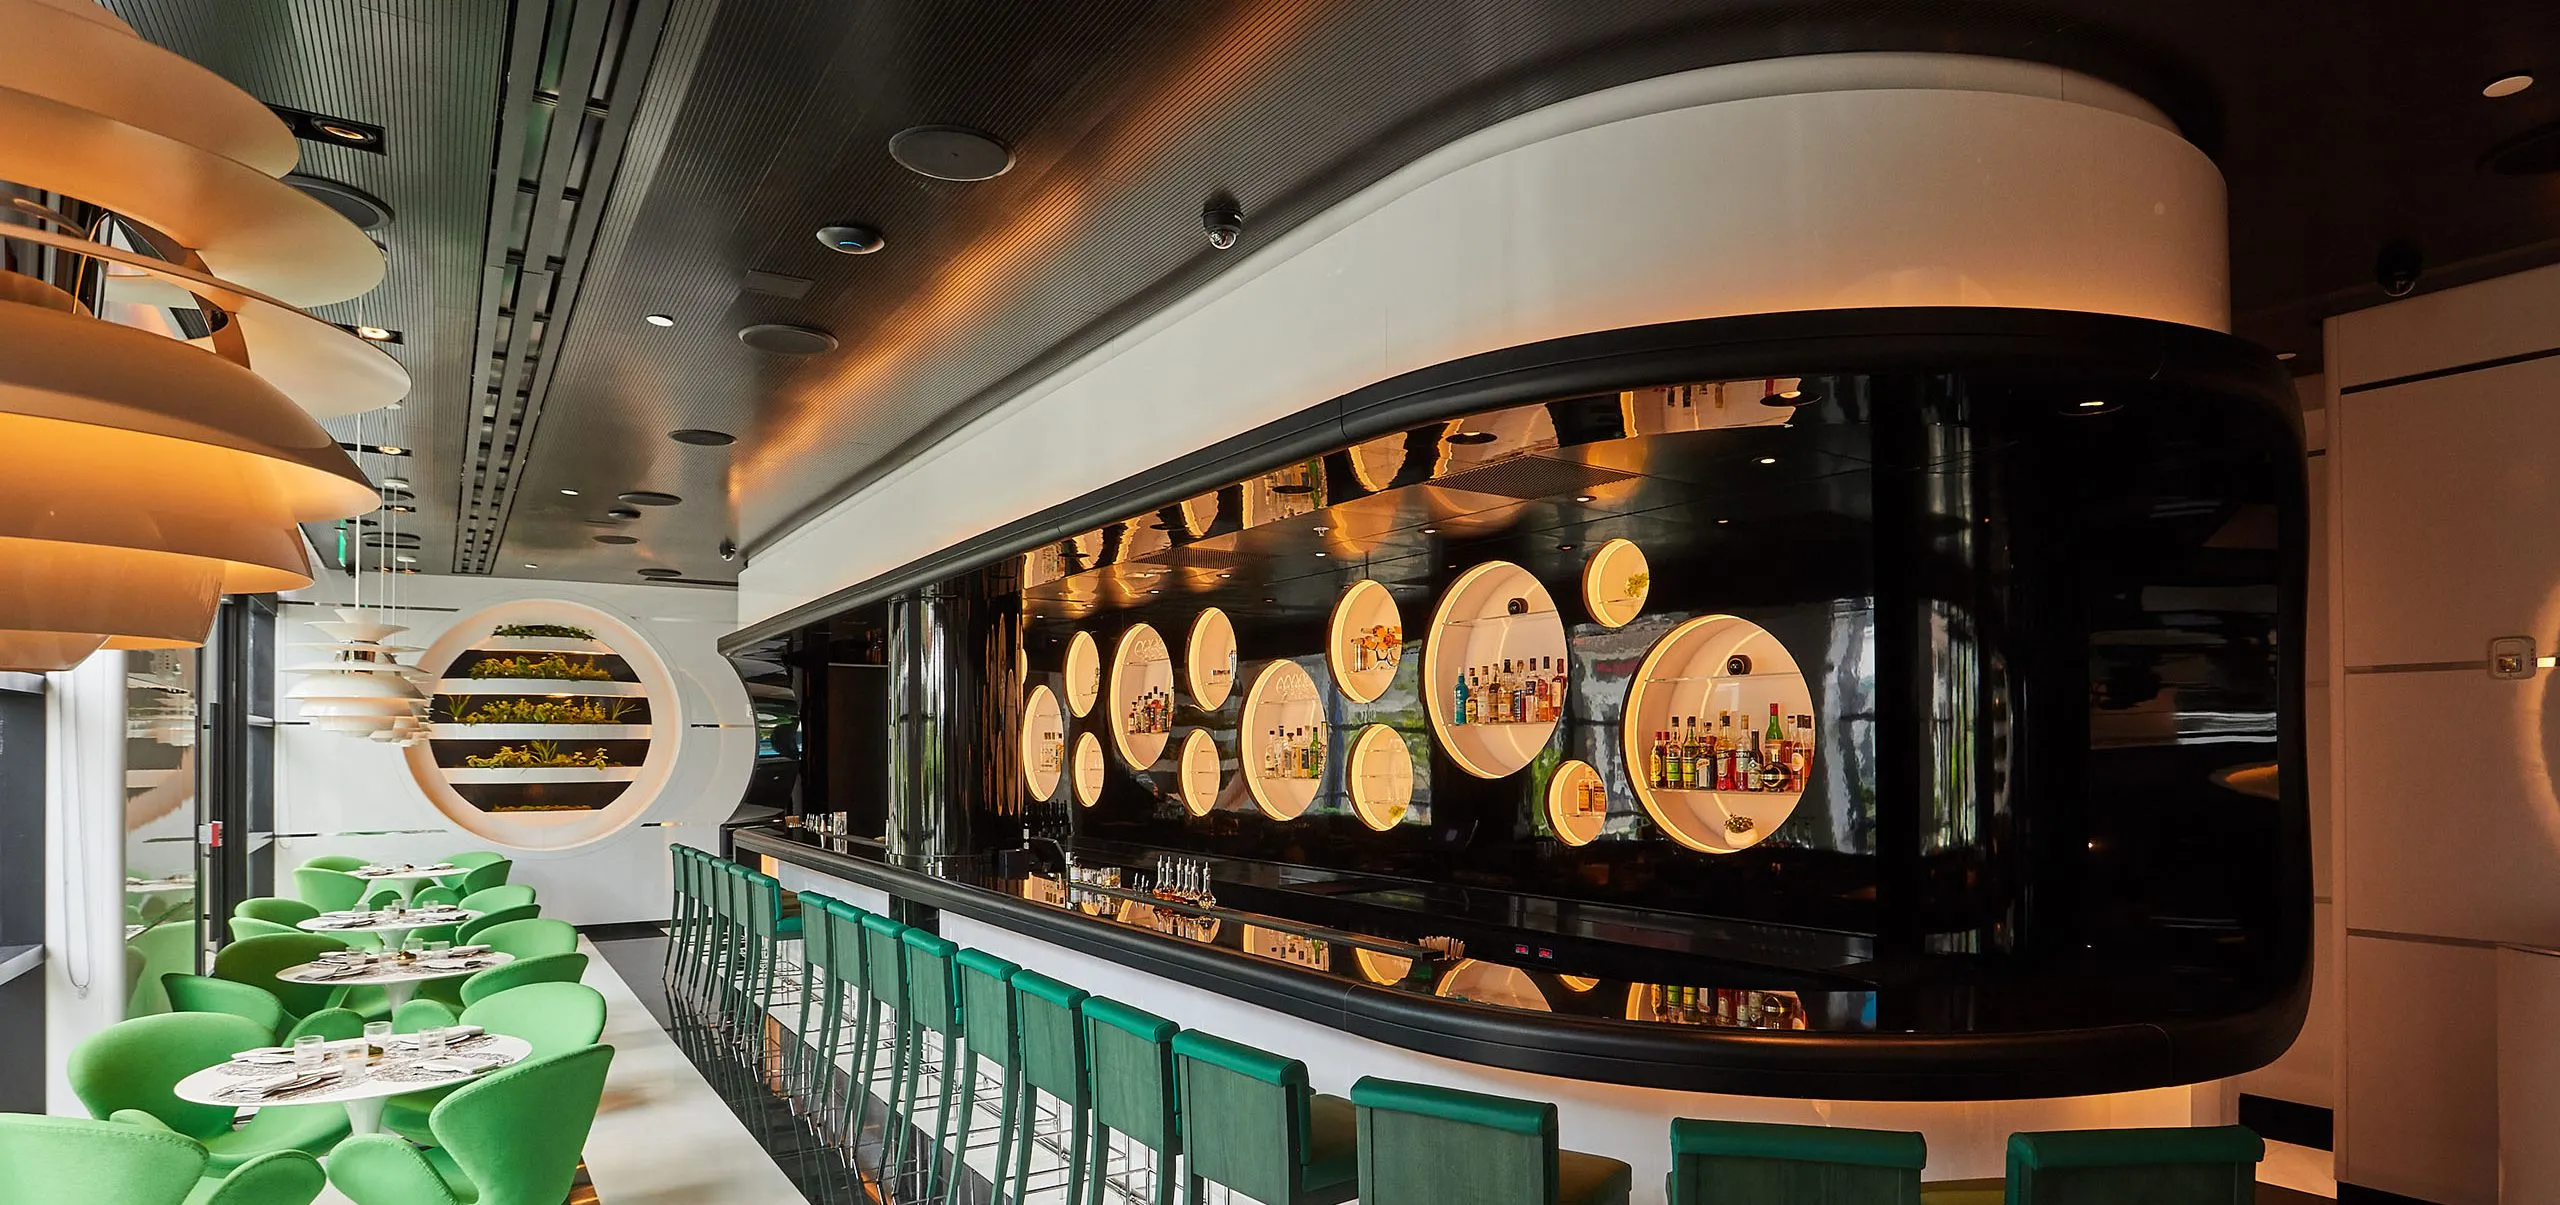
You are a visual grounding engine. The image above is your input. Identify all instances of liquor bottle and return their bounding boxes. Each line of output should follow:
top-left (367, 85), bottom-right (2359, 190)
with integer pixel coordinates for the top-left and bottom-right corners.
top-left (1542, 656), bottom-right (1560, 720)
top-left (1669, 718), bottom-right (1688, 789)
top-left (1452, 669), bottom-right (1469, 726)
top-left (1511, 660), bottom-right (1528, 723)
top-left (1647, 731), bottom-right (1664, 789)
top-left (1686, 716), bottom-right (1704, 789)
top-left (1766, 703), bottom-right (1786, 762)
top-left (1740, 730), bottom-right (1762, 792)
top-left (1716, 715), bottom-right (1736, 790)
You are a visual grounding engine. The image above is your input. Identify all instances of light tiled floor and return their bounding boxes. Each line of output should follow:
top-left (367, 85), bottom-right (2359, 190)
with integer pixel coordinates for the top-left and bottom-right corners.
top-left (312, 938), bottom-right (808, 1205)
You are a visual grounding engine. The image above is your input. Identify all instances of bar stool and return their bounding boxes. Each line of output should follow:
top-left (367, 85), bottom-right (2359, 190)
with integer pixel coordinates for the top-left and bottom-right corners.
top-left (1010, 969), bottom-right (1096, 1203)
top-left (2003, 1126), bottom-right (2263, 1205)
top-left (1081, 996), bottom-right (1181, 1205)
top-left (847, 912), bottom-right (913, 1178)
top-left (947, 949), bottom-right (1025, 1205)
top-left (817, 898), bottom-right (872, 1146)
top-left (1667, 1119), bottom-right (1925, 1204)
top-left (739, 868), bottom-right (803, 1073)
top-left (1349, 1077), bottom-right (1631, 1205)
top-left (664, 845), bottom-right (705, 993)
top-left (1171, 1029), bottom-right (1358, 1205)
top-left (896, 926), bottom-right (964, 1202)
top-left (788, 890), bottom-right (842, 1110)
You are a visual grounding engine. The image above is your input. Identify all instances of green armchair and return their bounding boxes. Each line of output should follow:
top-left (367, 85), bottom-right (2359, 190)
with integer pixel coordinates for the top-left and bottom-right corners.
top-left (327, 1045), bottom-right (615, 1205)
top-left (0, 1112), bottom-right (207, 1205)
top-left (66, 1012), bottom-right (349, 1172)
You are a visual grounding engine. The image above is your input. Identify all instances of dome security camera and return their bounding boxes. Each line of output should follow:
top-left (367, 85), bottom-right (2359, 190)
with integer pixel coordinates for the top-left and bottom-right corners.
top-left (1202, 199), bottom-right (1243, 251)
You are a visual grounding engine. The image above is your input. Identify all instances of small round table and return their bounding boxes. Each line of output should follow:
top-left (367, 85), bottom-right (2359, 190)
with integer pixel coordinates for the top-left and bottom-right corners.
top-left (172, 1032), bottom-right (533, 1136)
top-left (298, 907), bottom-right (479, 952)
top-left (276, 949), bottom-right (514, 1010)
top-left (348, 863), bottom-right (465, 901)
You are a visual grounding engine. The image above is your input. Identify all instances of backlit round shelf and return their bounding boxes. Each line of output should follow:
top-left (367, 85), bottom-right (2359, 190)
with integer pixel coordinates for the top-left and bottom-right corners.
top-left (1327, 578), bottom-right (1405, 704)
top-left (1109, 623), bottom-right (1174, 769)
top-left (1433, 959), bottom-right (1552, 1012)
top-left (436, 678), bottom-right (647, 697)
top-left (1355, 947), bottom-right (1417, 986)
top-left (1422, 560), bottom-right (1567, 778)
top-left (1063, 630), bottom-right (1101, 717)
top-left (1546, 760), bottom-right (1606, 846)
top-left (1178, 729), bottom-right (1221, 816)
top-left (1348, 724), bottom-right (1416, 831)
top-left (1187, 607), bottom-right (1238, 710)
top-left (1242, 659), bottom-right (1324, 821)
top-left (1622, 614), bottom-right (1816, 853)
top-left (1071, 731), bottom-right (1106, 807)
top-left (440, 765), bottom-right (640, 785)
top-left (1021, 684), bottom-right (1065, 800)
top-left (1581, 538), bottom-right (1650, 629)
top-left (472, 635), bottom-right (616, 656)
top-left (431, 724), bottom-right (651, 741)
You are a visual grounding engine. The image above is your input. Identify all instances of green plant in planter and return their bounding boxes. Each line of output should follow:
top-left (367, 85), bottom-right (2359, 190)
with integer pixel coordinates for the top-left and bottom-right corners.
top-left (451, 697), bottom-right (635, 724)
top-left (460, 742), bottom-right (618, 769)
top-left (491, 623), bottom-right (598, 640)
top-left (465, 653), bottom-right (614, 681)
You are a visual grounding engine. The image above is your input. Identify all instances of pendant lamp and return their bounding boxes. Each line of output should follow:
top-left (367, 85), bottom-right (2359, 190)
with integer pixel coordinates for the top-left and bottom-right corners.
top-left (0, 0), bottom-right (400, 671)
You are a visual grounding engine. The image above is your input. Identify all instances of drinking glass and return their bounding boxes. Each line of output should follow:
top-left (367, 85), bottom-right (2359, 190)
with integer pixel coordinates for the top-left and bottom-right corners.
top-left (363, 1020), bottom-right (394, 1055)
top-left (422, 939), bottom-right (450, 956)
top-left (333, 1042), bottom-right (368, 1083)
top-left (292, 1034), bottom-right (326, 1074)
top-left (419, 1026), bottom-right (447, 1059)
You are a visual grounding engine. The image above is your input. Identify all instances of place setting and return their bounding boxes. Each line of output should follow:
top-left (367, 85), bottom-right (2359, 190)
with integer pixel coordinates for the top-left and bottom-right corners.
top-left (176, 1021), bottom-right (534, 1134)
top-left (276, 942), bottom-right (514, 1007)
top-left (350, 861), bottom-right (464, 881)
top-left (297, 899), bottom-right (476, 937)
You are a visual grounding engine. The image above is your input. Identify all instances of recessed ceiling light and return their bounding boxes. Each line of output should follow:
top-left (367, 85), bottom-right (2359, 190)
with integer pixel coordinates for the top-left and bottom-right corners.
top-left (1147, 589), bottom-right (1161, 594)
top-left (559, 488), bottom-right (579, 496)
top-left (594, 534), bottom-right (638, 545)
top-left (815, 224), bottom-right (887, 255)
top-left (1313, 551), bottom-right (1327, 558)
top-left (669, 428), bottom-right (736, 446)
top-left (316, 120), bottom-right (376, 145)
top-left (606, 506), bottom-right (641, 520)
top-left (395, 555), bottom-right (416, 563)
top-left (644, 314), bottom-right (675, 327)
top-left (522, 562), bottom-right (538, 569)
top-left (1312, 525), bottom-right (1329, 534)
top-left (1716, 518), bottom-right (1730, 525)
top-left (353, 325), bottom-right (395, 342)
top-left (1755, 457), bottom-right (1778, 465)
top-left (1217, 572), bottom-right (1232, 579)
top-left (1420, 526), bottom-right (1436, 534)
top-left (2077, 400), bottom-right (2108, 409)
top-left (2486, 73), bottom-right (2536, 98)
top-left (2064, 399), bottom-right (2123, 417)
top-left (382, 477), bottom-right (409, 490)
top-left (2275, 351), bottom-right (2298, 361)
top-left (1572, 494), bottom-right (1595, 503)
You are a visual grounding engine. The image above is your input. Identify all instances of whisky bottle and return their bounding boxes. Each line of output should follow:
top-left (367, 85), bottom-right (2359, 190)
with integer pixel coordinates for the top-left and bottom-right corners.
top-left (1648, 731), bottom-right (1665, 789)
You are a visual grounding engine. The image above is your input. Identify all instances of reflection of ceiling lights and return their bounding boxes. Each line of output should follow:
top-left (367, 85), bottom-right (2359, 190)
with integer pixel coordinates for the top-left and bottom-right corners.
top-left (644, 313), bottom-right (675, 327)
top-left (1755, 457), bottom-right (1778, 465)
top-left (559, 488), bottom-right (579, 496)
top-left (2485, 74), bottom-right (2536, 99)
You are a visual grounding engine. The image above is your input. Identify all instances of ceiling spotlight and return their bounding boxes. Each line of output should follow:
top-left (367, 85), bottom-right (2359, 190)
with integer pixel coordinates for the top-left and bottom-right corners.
top-left (670, 428), bottom-right (736, 446)
top-left (559, 488), bottom-right (579, 496)
top-left (1313, 551), bottom-right (1327, 558)
top-left (1572, 494), bottom-right (1595, 503)
top-left (381, 476), bottom-right (410, 490)
top-left (394, 555), bottom-right (416, 564)
top-left (386, 503), bottom-right (415, 514)
top-left (2064, 399), bottom-right (2123, 417)
top-left (375, 445), bottom-right (403, 455)
top-left (522, 562), bottom-right (538, 569)
top-left (1147, 589), bottom-right (1161, 594)
top-left (816, 224), bottom-right (887, 255)
top-left (1755, 457), bottom-right (1778, 466)
top-left (353, 325), bottom-right (395, 342)
top-left (1556, 543), bottom-right (1576, 552)
top-left (1312, 525), bottom-right (1329, 534)
top-left (644, 313), bottom-right (675, 327)
top-left (316, 121), bottom-right (375, 145)
top-left (269, 104), bottom-right (385, 153)
top-left (2486, 73), bottom-right (2536, 98)
top-left (1716, 518), bottom-right (1731, 525)
top-left (1420, 526), bottom-right (1436, 534)
top-left (1217, 572), bottom-right (1232, 579)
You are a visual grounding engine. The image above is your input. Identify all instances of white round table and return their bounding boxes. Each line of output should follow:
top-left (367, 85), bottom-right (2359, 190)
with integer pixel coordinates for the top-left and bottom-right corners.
top-left (348, 864), bottom-right (466, 900)
top-left (298, 907), bottom-right (479, 952)
top-left (274, 949), bottom-right (514, 1009)
top-left (172, 1032), bottom-right (533, 1136)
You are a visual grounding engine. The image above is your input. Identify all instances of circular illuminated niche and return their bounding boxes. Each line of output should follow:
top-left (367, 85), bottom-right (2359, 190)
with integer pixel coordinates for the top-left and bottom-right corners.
top-left (1421, 560), bottom-right (1567, 778)
top-left (1347, 724), bottom-right (1415, 831)
top-left (1240, 659), bottom-right (1323, 821)
top-left (1062, 630), bottom-right (1100, 717)
top-left (1177, 729), bottom-right (1220, 816)
top-left (1020, 683), bottom-right (1064, 800)
top-left (1327, 578), bottom-right (1404, 704)
top-left (1581, 538), bottom-right (1650, 629)
top-left (1346, 432), bottom-right (1406, 492)
top-left (1622, 614), bottom-right (1814, 853)
top-left (1433, 959), bottom-right (1552, 1012)
top-left (1186, 607), bottom-right (1237, 710)
top-left (1108, 623), bottom-right (1173, 770)
top-left (1355, 947), bottom-right (1416, 986)
top-left (1545, 759), bottom-right (1606, 847)
top-left (1558, 975), bottom-right (1600, 993)
top-left (1071, 731), bottom-right (1106, 807)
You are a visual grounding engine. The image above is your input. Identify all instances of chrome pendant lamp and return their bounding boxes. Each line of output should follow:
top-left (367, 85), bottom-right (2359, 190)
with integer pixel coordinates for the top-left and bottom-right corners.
top-left (0, 0), bottom-right (405, 671)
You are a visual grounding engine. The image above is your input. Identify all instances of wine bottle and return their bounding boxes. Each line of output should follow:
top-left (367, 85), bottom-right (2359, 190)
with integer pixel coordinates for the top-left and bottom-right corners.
top-left (1648, 731), bottom-right (1665, 789)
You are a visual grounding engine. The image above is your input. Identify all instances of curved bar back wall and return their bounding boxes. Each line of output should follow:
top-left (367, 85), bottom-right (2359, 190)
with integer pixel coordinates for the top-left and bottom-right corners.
top-left (749, 305), bottom-right (2307, 1104)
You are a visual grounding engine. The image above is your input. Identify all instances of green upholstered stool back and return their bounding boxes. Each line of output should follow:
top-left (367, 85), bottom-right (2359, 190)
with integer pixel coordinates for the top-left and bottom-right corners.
top-left (1352, 1076), bottom-right (1557, 1205)
top-left (461, 981), bottom-right (608, 1057)
top-left (1172, 1029), bottom-right (1316, 1205)
top-left (899, 926), bottom-right (960, 1035)
top-left (859, 912), bottom-right (909, 1003)
top-left (824, 898), bottom-right (869, 986)
top-left (213, 933), bottom-right (350, 1018)
top-left (477, 917), bottom-right (578, 959)
top-left (0, 1112), bottom-right (209, 1205)
top-left (1083, 996), bottom-right (1180, 1155)
top-left (743, 869), bottom-right (797, 937)
top-left (162, 973), bottom-right (291, 1039)
top-left (956, 947), bottom-right (1021, 1068)
top-left (198, 1148), bottom-right (325, 1205)
top-left (1011, 969), bottom-right (1090, 1105)
top-left (1668, 1118), bottom-right (1925, 1205)
top-left (2008, 1126), bottom-right (2263, 1205)
top-left (67, 1011), bottom-right (274, 1140)
top-left (430, 1044), bottom-right (617, 1205)
top-left (455, 904), bottom-right (540, 945)
top-left (800, 890), bottom-right (837, 976)
top-left (290, 867), bottom-right (364, 913)
top-left (460, 951), bottom-right (589, 1006)
top-left (235, 897), bottom-right (319, 926)
top-left (457, 883), bottom-right (536, 914)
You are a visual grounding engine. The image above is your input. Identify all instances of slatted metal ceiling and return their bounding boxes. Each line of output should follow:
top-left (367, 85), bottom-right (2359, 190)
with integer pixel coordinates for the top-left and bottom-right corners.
top-left (100, 0), bottom-right (2560, 591)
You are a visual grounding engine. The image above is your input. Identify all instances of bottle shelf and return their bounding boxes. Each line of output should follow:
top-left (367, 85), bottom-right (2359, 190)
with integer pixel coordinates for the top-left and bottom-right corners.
top-left (1423, 560), bottom-right (1568, 780)
top-left (1623, 613), bottom-right (1816, 855)
top-left (1242, 660), bottom-right (1324, 820)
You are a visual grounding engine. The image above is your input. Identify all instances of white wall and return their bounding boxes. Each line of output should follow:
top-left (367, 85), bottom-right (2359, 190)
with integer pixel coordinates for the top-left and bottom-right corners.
top-left (275, 574), bottom-right (755, 924)
top-left (740, 52), bottom-right (2228, 626)
top-left (44, 656), bottom-right (125, 1114)
top-left (2325, 261), bottom-right (2560, 1204)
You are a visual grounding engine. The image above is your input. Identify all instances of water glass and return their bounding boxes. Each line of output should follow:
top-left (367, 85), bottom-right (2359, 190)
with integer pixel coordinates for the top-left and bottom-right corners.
top-left (292, 1034), bottom-right (326, 1074)
top-left (421, 939), bottom-right (450, 956)
top-left (419, 1026), bottom-right (447, 1059)
top-left (333, 1042), bottom-right (369, 1083)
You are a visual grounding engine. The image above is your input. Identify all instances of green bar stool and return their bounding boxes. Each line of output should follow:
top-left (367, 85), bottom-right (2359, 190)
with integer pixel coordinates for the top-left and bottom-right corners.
top-left (1349, 1077), bottom-right (1631, 1205)
top-left (787, 889), bottom-right (841, 1111)
top-left (947, 949), bottom-right (1024, 1205)
top-left (848, 912), bottom-right (913, 1180)
top-left (1010, 969), bottom-right (1095, 1204)
top-left (1668, 1119), bottom-right (1925, 1204)
top-left (662, 845), bottom-right (694, 990)
top-left (1171, 1029), bottom-right (1357, 1205)
top-left (1081, 996), bottom-right (1180, 1205)
top-left (898, 927), bottom-right (965, 1202)
top-left (2004, 1126), bottom-right (2263, 1205)
top-left (739, 868), bottom-right (803, 1074)
top-left (819, 898), bottom-right (873, 1148)
top-left (712, 862), bottom-right (752, 1040)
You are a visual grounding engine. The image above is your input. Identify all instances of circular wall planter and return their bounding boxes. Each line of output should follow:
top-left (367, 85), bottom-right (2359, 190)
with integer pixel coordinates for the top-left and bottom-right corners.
top-left (1177, 729), bottom-right (1221, 816)
top-left (1071, 731), bottom-right (1106, 807)
top-left (1063, 630), bottom-right (1101, 717)
top-left (1347, 724), bottom-right (1416, 831)
top-left (1582, 538), bottom-right (1650, 629)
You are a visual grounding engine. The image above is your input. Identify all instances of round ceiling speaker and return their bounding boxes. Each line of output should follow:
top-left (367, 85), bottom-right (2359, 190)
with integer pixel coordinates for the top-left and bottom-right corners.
top-left (815, 224), bottom-right (885, 255)
top-left (285, 173), bottom-right (394, 230)
top-left (737, 322), bottom-right (837, 356)
top-left (606, 506), bottom-right (642, 520)
top-left (594, 534), bottom-right (638, 545)
top-left (2481, 121), bottom-right (2560, 175)
top-left (669, 428), bottom-right (735, 446)
top-left (617, 491), bottom-right (681, 507)
top-left (889, 125), bottom-right (1014, 181)
top-left (637, 567), bottom-right (682, 579)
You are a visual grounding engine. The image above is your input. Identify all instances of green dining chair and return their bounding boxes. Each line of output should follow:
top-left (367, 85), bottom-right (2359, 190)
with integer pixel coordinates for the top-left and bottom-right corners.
top-left (474, 918), bottom-right (577, 960)
top-left (1349, 1077), bottom-right (1630, 1205)
top-left (191, 1148), bottom-right (327, 1205)
top-left (284, 1008), bottom-right (366, 1043)
top-left (2005, 1126), bottom-right (2264, 1205)
top-left (456, 884), bottom-right (536, 914)
top-left (163, 974), bottom-right (290, 1039)
top-left (453, 904), bottom-right (540, 947)
top-left (392, 998), bottom-right (462, 1033)
top-left (301, 855), bottom-right (367, 872)
top-left (212, 933), bottom-right (350, 1019)
top-left (360, 887), bottom-right (406, 911)
top-left (326, 1045), bottom-right (615, 1205)
top-left (1171, 1029), bottom-right (1358, 1205)
top-left (290, 867), bottom-right (365, 913)
top-left (445, 858), bottom-right (513, 898)
top-left (1668, 1118), bottom-right (1925, 1204)
top-left (234, 898), bottom-right (320, 928)
top-left (381, 981), bottom-right (611, 1145)
top-left (459, 951), bottom-right (589, 1007)
top-left (67, 1012), bottom-right (350, 1172)
top-left (227, 917), bottom-right (301, 943)
top-left (0, 1112), bottom-right (208, 1205)
top-left (409, 886), bottom-right (462, 908)
top-left (127, 921), bottom-right (198, 1017)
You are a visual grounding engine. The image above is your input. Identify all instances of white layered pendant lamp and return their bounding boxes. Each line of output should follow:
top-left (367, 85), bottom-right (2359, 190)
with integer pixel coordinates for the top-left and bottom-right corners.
top-left (0, 0), bottom-right (404, 671)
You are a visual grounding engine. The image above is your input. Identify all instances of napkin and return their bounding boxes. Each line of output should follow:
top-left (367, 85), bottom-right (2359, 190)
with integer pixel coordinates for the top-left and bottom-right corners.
top-left (446, 945), bottom-right (492, 957)
top-left (297, 962), bottom-right (368, 980)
